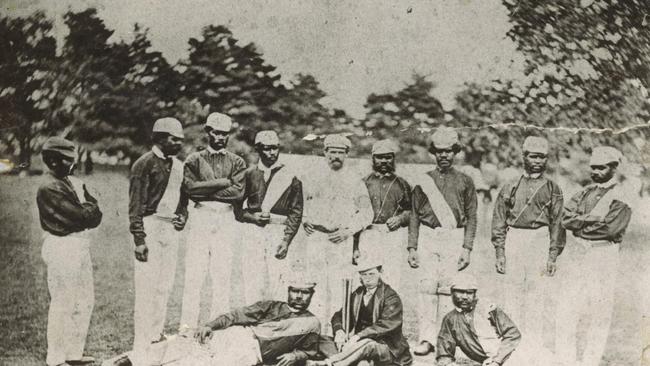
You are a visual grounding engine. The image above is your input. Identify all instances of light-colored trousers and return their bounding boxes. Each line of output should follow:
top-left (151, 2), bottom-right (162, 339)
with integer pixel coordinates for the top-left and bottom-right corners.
top-left (305, 231), bottom-right (355, 336)
top-left (555, 238), bottom-right (620, 366)
top-left (42, 233), bottom-right (94, 366)
top-left (502, 227), bottom-right (550, 345)
top-left (133, 326), bottom-right (262, 366)
top-left (481, 336), bottom-right (554, 366)
top-left (242, 224), bottom-right (290, 304)
top-left (416, 227), bottom-right (464, 344)
top-left (132, 216), bottom-right (180, 366)
top-left (358, 225), bottom-right (407, 292)
top-left (328, 338), bottom-right (392, 366)
top-left (179, 203), bottom-right (237, 330)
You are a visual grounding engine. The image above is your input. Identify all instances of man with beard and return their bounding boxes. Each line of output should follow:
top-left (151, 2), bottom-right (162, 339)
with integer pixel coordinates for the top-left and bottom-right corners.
top-left (354, 139), bottom-right (411, 291)
top-left (408, 127), bottom-right (477, 356)
top-left (308, 256), bottom-right (412, 366)
top-left (555, 147), bottom-right (632, 366)
top-left (178, 112), bottom-right (247, 332)
top-left (236, 130), bottom-right (303, 303)
top-left (113, 280), bottom-right (320, 366)
top-left (435, 273), bottom-right (552, 366)
top-left (128, 118), bottom-right (187, 366)
top-left (37, 136), bottom-right (102, 366)
top-left (490, 135), bottom-right (564, 345)
top-left (301, 134), bottom-right (374, 335)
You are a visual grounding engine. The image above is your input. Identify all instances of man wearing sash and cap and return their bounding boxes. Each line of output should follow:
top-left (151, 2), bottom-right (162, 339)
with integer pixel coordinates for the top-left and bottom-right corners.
top-left (178, 112), bottom-right (247, 332)
top-left (128, 118), bottom-right (187, 366)
top-left (37, 136), bottom-right (102, 366)
top-left (354, 139), bottom-right (411, 292)
top-left (408, 127), bottom-right (478, 356)
top-left (301, 134), bottom-right (373, 335)
top-left (309, 255), bottom-right (412, 366)
top-left (491, 136), bottom-right (565, 345)
top-left (236, 130), bottom-right (303, 303)
top-left (555, 146), bottom-right (632, 366)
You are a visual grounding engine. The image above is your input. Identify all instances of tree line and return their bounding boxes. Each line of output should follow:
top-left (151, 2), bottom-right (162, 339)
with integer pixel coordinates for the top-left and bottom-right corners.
top-left (1, 2), bottom-right (649, 183)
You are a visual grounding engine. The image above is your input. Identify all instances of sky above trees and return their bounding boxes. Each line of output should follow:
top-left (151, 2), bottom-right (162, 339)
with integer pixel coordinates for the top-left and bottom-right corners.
top-left (3, 0), bottom-right (525, 117)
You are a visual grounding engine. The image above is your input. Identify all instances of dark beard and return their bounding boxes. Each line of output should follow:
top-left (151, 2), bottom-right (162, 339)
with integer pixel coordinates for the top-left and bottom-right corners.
top-left (373, 163), bottom-right (395, 174)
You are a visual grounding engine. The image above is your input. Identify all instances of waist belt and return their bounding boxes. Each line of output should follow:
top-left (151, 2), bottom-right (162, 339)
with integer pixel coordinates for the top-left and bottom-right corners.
top-left (579, 238), bottom-right (619, 248)
top-left (311, 223), bottom-right (337, 234)
top-left (194, 201), bottom-right (232, 213)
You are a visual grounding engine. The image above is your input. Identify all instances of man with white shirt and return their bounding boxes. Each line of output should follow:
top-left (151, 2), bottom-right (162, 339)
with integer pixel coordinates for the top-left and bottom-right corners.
top-left (128, 118), bottom-right (187, 366)
top-left (301, 134), bottom-right (373, 334)
top-left (236, 130), bottom-right (303, 303)
top-left (178, 112), bottom-right (247, 331)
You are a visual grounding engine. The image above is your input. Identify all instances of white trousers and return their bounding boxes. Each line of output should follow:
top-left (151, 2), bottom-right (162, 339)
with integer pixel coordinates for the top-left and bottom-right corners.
top-left (137, 326), bottom-right (261, 366)
top-left (242, 224), bottom-right (290, 304)
top-left (416, 227), bottom-right (464, 343)
top-left (180, 204), bottom-right (238, 330)
top-left (502, 227), bottom-right (550, 345)
top-left (482, 336), bottom-right (554, 366)
top-left (358, 226), bottom-right (407, 292)
top-left (305, 231), bottom-right (355, 335)
top-left (41, 233), bottom-right (94, 366)
top-left (132, 216), bottom-right (180, 366)
top-left (555, 239), bottom-right (619, 366)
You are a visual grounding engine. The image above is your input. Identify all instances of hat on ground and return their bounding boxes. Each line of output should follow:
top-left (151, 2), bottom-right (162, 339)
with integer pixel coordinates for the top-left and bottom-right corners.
top-left (451, 272), bottom-right (478, 291)
top-left (356, 252), bottom-right (383, 273)
top-left (522, 136), bottom-right (548, 154)
top-left (323, 134), bottom-right (351, 150)
top-left (429, 127), bottom-right (459, 150)
top-left (152, 117), bottom-right (184, 138)
top-left (42, 137), bottom-right (77, 160)
top-left (590, 146), bottom-right (622, 166)
top-left (255, 130), bottom-right (280, 145)
top-left (372, 139), bottom-right (398, 155)
top-left (205, 112), bottom-right (233, 132)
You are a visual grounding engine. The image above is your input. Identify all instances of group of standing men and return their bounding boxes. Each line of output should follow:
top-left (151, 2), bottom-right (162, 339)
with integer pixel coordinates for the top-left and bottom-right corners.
top-left (35, 110), bottom-right (633, 366)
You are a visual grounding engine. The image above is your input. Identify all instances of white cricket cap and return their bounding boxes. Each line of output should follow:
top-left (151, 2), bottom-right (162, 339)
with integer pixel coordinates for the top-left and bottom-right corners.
top-left (356, 252), bottom-right (383, 273)
top-left (372, 139), bottom-right (398, 155)
top-left (429, 127), bottom-right (459, 150)
top-left (255, 130), bottom-right (280, 145)
top-left (323, 134), bottom-right (352, 150)
top-left (522, 136), bottom-right (548, 154)
top-left (451, 272), bottom-right (478, 291)
top-left (152, 117), bottom-right (184, 138)
top-left (590, 146), bottom-right (622, 166)
top-left (205, 112), bottom-right (233, 132)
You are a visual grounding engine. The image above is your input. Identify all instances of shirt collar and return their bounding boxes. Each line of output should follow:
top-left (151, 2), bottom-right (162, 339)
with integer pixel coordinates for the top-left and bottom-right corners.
top-left (206, 145), bottom-right (226, 155)
top-left (257, 159), bottom-right (283, 173)
top-left (151, 146), bottom-right (166, 159)
top-left (523, 172), bottom-right (543, 179)
top-left (372, 171), bottom-right (395, 178)
top-left (364, 287), bottom-right (378, 297)
top-left (595, 178), bottom-right (617, 189)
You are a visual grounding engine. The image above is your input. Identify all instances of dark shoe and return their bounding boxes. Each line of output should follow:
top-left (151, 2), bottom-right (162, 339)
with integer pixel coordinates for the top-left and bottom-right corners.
top-left (66, 356), bottom-right (95, 364)
top-left (413, 341), bottom-right (435, 356)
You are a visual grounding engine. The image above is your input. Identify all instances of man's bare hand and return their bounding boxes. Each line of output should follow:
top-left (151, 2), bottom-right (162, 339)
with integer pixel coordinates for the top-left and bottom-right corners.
top-left (135, 244), bottom-right (148, 262)
top-left (275, 241), bottom-right (289, 259)
top-left (334, 330), bottom-right (347, 351)
top-left (303, 221), bottom-right (315, 235)
top-left (194, 326), bottom-right (213, 344)
top-left (328, 228), bottom-right (352, 244)
top-left (172, 214), bottom-right (187, 231)
top-left (352, 249), bottom-right (361, 265)
top-left (407, 248), bottom-right (419, 268)
top-left (276, 352), bottom-right (298, 366)
top-left (386, 216), bottom-right (401, 231)
top-left (495, 255), bottom-right (506, 274)
top-left (458, 248), bottom-right (471, 271)
top-left (546, 259), bottom-right (557, 276)
top-left (252, 212), bottom-right (270, 227)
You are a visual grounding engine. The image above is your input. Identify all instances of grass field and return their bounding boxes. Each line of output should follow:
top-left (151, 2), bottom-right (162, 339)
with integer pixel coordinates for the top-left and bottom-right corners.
top-left (0, 167), bottom-right (648, 366)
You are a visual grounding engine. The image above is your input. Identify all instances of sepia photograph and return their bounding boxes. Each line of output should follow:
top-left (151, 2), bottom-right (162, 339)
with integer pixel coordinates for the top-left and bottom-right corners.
top-left (1, 1), bottom-right (649, 365)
